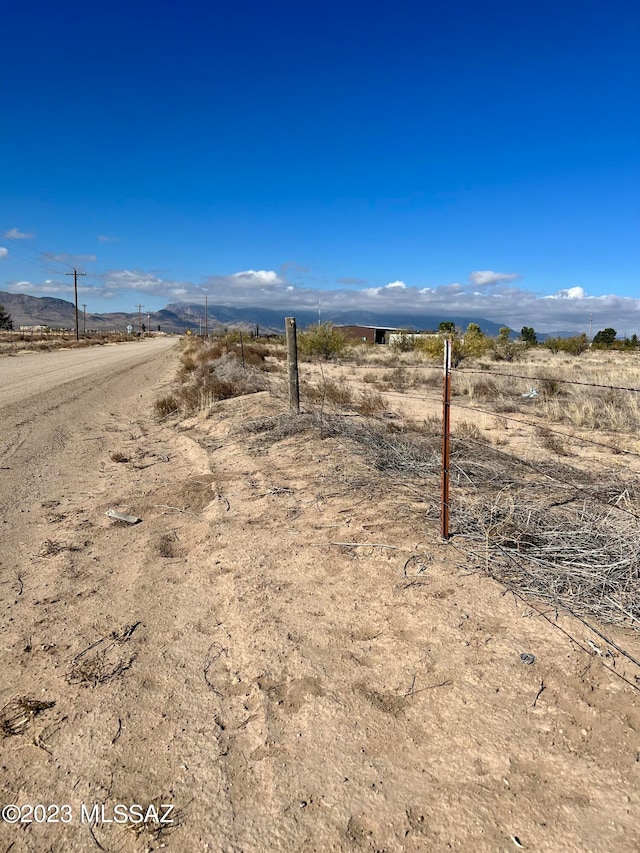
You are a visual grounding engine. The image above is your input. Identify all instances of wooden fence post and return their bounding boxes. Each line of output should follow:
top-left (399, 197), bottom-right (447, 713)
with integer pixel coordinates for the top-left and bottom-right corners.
top-left (285, 317), bottom-right (300, 413)
top-left (440, 337), bottom-right (452, 539)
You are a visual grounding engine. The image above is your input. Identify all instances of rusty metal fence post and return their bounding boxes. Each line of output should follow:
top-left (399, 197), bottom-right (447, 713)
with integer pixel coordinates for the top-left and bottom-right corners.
top-left (440, 338), bottom-right (452, 539)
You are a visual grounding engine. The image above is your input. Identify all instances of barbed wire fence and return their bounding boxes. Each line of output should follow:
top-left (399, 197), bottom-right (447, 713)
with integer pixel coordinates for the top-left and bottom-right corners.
top-left (437, 339), bottom-right (640, 637)
top-left (278, 322), bottom-right (640, 642)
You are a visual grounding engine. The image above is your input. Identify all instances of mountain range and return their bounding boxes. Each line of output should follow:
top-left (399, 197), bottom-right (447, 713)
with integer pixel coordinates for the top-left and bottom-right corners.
top-left (0, 290), bottom-right (547, 337)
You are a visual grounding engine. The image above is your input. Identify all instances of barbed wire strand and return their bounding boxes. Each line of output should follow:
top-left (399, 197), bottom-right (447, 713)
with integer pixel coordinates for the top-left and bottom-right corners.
top-left (445, 429), bottom-right (640, 524)
top-left (447, 398), bottom-right (640, 460)
top-left (454, 366), bottom-right (640, 395)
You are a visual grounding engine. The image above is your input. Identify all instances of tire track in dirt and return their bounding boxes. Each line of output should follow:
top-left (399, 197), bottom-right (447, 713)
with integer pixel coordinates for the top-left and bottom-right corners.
top-left (2, 352), bottom-right (640, 851)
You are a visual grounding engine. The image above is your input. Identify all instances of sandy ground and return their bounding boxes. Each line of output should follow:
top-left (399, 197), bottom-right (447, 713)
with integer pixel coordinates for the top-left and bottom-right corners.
top-left (1, 343), bottom-right (639, 852)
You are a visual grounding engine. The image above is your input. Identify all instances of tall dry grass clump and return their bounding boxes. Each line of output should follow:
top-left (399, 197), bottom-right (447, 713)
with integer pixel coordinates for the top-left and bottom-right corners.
top-left (154, 336), bottom-right (275, 418)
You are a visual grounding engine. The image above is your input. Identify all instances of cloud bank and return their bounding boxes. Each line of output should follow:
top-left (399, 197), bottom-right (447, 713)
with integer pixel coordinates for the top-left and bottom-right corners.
top-left (5, 267), bottom-right (640, 334)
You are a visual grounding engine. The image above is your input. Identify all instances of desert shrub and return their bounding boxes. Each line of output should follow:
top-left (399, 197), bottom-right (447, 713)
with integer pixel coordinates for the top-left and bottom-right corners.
top-left (355, 390), bottom-right (387, 416)
top-left (535, 426), bottom-right (572, 456)
top-left (390, 332), bottom-right (416, 352)
top-left (157, 348), bottom-right (266, 418)
top-left (455, 421), bottom-right (483, 441)
top-left (544, 334), bottom-right (588, 356)
top-left (303, 379), bottom-right (353, 406)
top-left (469, 379), bottom-right (499, 400)
top-left (154, 394), bottom-right (180, 418)
top-left (540, 378), bottom-right (561, 398)
top-left (492, 339), bottom-right (524, 362)
top-left (381, 367), bottom-right (408, 392)
top-left (592, 328), bottom-right (617, 346)
top-left (415, 327), bottom-right (493, 365)
top-left (0, 304), bottom-right (13, 330)
top-left (362, 372), bottom-right (379, 385)
top-left (297, 323), bottom-right (348, 360)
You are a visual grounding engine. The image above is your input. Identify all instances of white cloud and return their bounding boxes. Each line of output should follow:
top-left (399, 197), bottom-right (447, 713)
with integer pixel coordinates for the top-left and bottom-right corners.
top-left (101, 269), bottom-right (169, 293)
top-left (384, 280), bottom-right (406, 289)
top-left (544, 286), bottom-right (586, 299)
top-left (3, 227), bottom-right (34, 239)
top-left (7, 279), bottom-right (93, 295)
top-left (230, 269), bottom-right (283, 286)
top-left (0, 247), bottom-right (8, 259)
top-left (42, 252), bottom-right (97, 264)
top-left (469, 270), bottom-right (520, 287)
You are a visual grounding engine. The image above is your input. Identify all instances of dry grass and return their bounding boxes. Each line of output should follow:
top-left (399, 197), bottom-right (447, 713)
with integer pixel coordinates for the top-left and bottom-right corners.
top-left (169, 342), bottom-right (640, 631)
top-left (68, 652), bottom-right (136, 687)
top-left (453, 348), bottom-right (640, 435)
top-left (241, 403), bottom-right (640, 629)
top-left (122, 797), bottom-right (183, 845)
top-left (68, 624), bottom-right (140, 687)
top-left (535, 425), bottom-right (572, 456)
top-left (1, 696), bottom-right (56, 738)
top-left (456, 490), bottom-right (640, 628)
top-left (155, 338), bottom-right (281, 418)
top-left (38, 538), bottom-right (81, 556)
top-left (302, 378), bottom-right (354, 406)
top-left (0, 330), bottom-right (134, 356)
top-left (355, 389), bottom-right (387, 416)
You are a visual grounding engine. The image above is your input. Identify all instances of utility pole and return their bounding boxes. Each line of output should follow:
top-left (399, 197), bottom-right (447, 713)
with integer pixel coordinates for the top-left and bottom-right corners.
top-left (65, 268), bottom-right (86, 341)
top-left (588, 313), bottom-right (593, 344)
top-left (81, 303), bottom-right (87, 335)
top-left (204, 290), bottom-right (208, 338)
top-left (136, 304), bottom-right (144, 336)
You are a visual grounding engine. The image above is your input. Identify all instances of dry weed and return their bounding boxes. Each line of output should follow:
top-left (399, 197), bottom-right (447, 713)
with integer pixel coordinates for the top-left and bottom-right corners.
top-left (355, 389), bottom-right (387, 416)
top-left (535, 426), bottom-right (572, 456)
top-left (1, 696), bottom-right (56, 737)
top-left (157, 532), bottom-right (178, 558)
top-left (457, 490), bottom-right (640, 628)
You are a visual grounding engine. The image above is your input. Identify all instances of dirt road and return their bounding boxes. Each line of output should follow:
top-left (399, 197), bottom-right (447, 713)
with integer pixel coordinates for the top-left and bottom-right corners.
top-left (1, 341), bottom-right (639, 852)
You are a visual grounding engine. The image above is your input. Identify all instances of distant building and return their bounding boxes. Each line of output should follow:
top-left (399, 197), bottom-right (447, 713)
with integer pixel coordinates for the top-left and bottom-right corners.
top-left (19, 325), bottom-right (49, 332)
top-left (335, 325), bottom-right (398, 344)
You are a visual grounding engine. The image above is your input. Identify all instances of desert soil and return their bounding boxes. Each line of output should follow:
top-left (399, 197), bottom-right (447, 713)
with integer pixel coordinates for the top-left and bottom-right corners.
top-left (1, 341), bottom-right (639, 853)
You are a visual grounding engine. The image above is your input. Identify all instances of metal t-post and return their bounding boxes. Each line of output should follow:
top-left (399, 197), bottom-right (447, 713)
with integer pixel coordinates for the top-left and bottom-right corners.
top-left (440, 338), bottom-right (452, 539)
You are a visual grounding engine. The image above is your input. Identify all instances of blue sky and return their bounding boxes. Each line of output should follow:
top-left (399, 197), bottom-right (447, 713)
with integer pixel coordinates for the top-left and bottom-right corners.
top-left (1, 0), bottom-right (638, 332)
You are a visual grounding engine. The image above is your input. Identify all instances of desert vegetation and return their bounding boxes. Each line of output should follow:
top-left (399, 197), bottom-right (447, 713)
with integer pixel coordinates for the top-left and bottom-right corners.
top-left (0, 329), bottom-right (136, 355)
top-left (157, 330), bottom-right (640, 633)
top-left (153, 335), bottom-right (286, 418)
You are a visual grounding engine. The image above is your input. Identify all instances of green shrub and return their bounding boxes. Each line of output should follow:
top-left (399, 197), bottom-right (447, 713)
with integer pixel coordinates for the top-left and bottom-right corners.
top-left (298, 323), bottom-right (348, 360)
